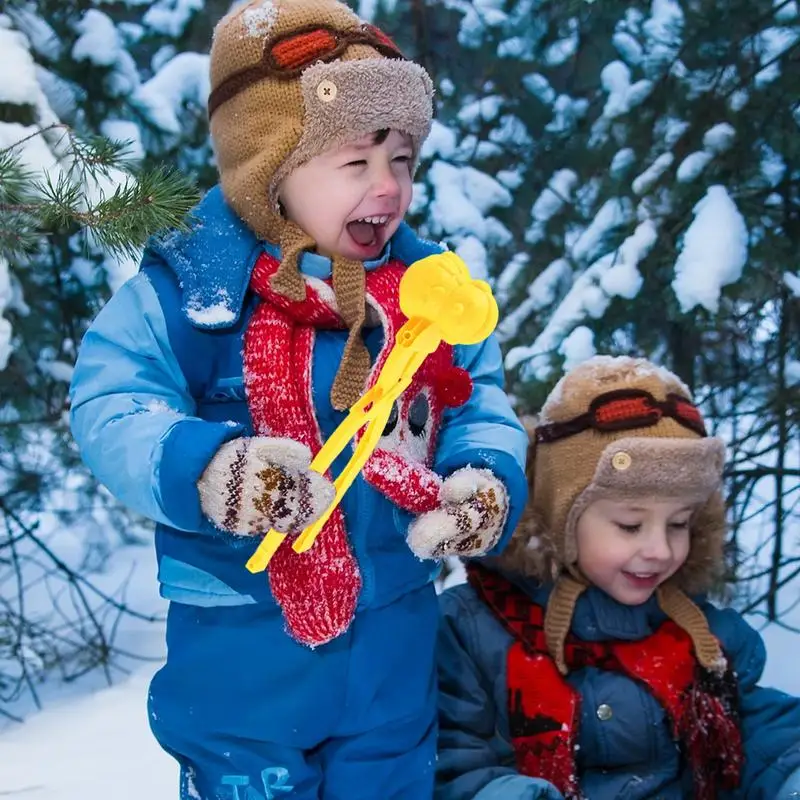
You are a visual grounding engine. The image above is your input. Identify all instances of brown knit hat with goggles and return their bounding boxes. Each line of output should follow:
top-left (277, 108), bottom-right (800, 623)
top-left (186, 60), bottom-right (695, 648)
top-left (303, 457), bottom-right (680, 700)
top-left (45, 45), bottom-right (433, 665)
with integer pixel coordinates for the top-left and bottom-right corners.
top-left (498, 356), bottom-right (729, 675)
top-left (208, 0), bottom-right (434, 410)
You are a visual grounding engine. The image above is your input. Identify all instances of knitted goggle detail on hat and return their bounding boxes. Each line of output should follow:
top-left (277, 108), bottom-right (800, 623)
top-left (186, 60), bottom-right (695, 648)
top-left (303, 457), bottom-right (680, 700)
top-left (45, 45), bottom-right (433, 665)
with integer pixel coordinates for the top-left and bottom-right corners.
top-left (209, 23), bottom-right (406, 117)
top-left (535, 388), bottom-right (708, 444)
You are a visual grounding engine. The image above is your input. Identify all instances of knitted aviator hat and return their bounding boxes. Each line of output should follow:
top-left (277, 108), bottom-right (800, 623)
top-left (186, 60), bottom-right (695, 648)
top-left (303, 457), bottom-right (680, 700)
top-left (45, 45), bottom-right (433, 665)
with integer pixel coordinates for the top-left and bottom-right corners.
top-left (498, 356), bottom-right (729, 675)
top-left (208, 0), bottom-right (434, 409)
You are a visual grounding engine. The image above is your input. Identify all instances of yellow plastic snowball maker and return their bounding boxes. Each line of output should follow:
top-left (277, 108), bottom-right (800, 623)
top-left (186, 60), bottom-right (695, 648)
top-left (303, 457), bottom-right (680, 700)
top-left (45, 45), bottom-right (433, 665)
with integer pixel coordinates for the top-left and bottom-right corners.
top-left (245, 251), bottom-right (499, 574)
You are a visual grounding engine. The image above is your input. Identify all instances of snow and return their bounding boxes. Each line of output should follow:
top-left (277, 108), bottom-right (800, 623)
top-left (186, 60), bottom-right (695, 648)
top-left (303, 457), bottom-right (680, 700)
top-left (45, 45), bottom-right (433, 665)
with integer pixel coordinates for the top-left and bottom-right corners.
top-left (455, 235), bottom-right (489, 281)
top-left (488, 114), bottom-right (532, 148)
top-left (522, 73), bottom-right (556, 105)
top-left (144, 0), bottom-right (204, 38)
top-left (438, 78), bottom-right (455, 98)
top-left (0, 122), bottom-right (59, 175)
top-left (632, 152), bottom-right (674, 195)
top-left (752, 26), bottom-right (800, 87)
top-left (428, 162), bottom-right (489, 237)
top-left (658, 116), bottom-right (690, 147)
top-left (508, 221), bottom-right (655, 379)
top-left (785, 271), bottom-right (800, 297)
top-left (559, 325), bottom-right (596, 370)
top-left (186, 299), bottom-right (236, 326)
top-left (496, 169), bottom-right (524, 190)
top-left (457, 96), bottom-right (503, 128)
top-left (357, 0), bottom-right (377, 21)
top-left (495, 252), bottom-right (529, 306)
top-left (0, 663), bottom-right (177, 798)
top-left (0, 26), bottom-right (46, 106)
top-left (100, 119), bottom-right (144, 163)
top-left (455, 2), bottom-right (507, 49)
top-left (496, 258), bottom-right (571, 342)
top-left (775, 0), bottom-right (799, 21)
top-left (543, 19), bottom-right (579, 66)
top-left (37, 358), bottom-right (74, 383)
top-left (526, 169), bottom-right (579, 244)
top-left (102, 251), bottom-right (139, 293)
top-left (426, 160), bottom-right (511, 249)
top-left (241, 0), bottom-right (280, 38)
top-left (703, 123), bottom-right (736, 153)
top-left (0, 21), bottom-right (69, 371)
top-left (675, 124), bottom-right (735, 183)
top-left (133, 52), bottom-right (210, 135)
top-left (600, 61), bottom-right (654, 119)
top-left (498, 36), bottom-right (533, 60)
top-left (460, 166), bottom-right (513, 213)
top-left (545, 95), bottom-right (588, 135)
top-left (72, 10), bottom-right (121, 67)
top-left (642, 0), bottom-right (685, 77)
top-left (613, 31), bottom-right (643, 65)
top-left (610, 148), bottom-right (636, 178)
top-left (5, 5), bottom-right (61, 60)
top-left (419, 121), bottom-right (458, 161)
top-left (571, 198), bottom-right (634, 264)
top-left (760, 143), bottom-right (787, 186)
top-left (672, 186), bottom-right (749, 313)
top-left (676, 151), bottom-right (713, 183)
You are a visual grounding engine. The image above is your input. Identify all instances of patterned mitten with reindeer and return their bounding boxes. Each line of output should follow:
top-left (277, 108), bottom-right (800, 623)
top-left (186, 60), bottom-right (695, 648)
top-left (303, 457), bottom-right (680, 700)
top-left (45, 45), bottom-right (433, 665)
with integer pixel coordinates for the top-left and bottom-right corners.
top-left (406, 466), bottom-right (509, 559)
top-left (197, 437), bottom-right (334, 536)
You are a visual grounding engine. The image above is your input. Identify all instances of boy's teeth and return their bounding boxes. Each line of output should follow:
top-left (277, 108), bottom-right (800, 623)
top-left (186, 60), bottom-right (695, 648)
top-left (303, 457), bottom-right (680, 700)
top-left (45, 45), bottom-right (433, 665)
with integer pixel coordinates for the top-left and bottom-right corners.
top-left (358, 215), bottom-right (389, 224)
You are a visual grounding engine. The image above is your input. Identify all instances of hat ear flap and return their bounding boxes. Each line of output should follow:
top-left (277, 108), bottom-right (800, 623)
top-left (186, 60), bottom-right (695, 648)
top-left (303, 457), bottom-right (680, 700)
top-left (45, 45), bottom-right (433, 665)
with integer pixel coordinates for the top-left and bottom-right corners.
top-left (493, 417), bottom-right (561, 582)
top-left (678, 490), bottom-right (728, 595)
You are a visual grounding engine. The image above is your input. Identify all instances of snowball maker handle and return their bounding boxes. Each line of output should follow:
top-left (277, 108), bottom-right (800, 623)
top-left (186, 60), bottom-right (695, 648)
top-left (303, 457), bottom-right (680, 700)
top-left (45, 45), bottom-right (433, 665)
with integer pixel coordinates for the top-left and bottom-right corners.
top-left (245, 252), bottom-right (498, 574)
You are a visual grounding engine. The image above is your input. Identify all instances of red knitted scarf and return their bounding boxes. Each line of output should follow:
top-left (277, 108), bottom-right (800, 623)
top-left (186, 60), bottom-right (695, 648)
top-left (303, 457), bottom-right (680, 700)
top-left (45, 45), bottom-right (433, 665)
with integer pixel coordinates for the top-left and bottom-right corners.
top-left (244, 252), bottom-right (472, 646)
top-left (467, 564), bottom-right (742, 800)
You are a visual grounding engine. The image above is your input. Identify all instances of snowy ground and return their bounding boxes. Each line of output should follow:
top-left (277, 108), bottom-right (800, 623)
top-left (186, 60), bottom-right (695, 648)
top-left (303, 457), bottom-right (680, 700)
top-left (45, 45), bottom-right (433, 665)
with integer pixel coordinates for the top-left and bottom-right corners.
top-left (1, 553), bottom-right (799, 799)
top-left (0, 662), bottom-right (176, 799)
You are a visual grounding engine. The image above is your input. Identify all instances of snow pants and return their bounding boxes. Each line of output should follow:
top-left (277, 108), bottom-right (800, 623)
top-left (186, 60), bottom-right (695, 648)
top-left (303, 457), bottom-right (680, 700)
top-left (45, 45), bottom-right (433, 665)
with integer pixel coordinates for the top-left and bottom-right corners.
top-left (148, 583), bottom-right (438, 800)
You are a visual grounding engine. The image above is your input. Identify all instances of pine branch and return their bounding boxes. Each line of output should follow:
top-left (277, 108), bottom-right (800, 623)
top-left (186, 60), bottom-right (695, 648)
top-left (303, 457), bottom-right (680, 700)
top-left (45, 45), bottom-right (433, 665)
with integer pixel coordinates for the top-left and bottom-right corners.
top-left (64, 132), bottom-right (138, 183)
top-left (0, 127), bottom-right (200, 260)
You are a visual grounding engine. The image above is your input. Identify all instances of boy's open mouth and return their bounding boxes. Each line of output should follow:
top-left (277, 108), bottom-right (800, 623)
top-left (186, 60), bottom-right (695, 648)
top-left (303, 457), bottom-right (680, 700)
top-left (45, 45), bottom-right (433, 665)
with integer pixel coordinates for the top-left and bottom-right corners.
top-left (346, 215), bottom-right (391, 249)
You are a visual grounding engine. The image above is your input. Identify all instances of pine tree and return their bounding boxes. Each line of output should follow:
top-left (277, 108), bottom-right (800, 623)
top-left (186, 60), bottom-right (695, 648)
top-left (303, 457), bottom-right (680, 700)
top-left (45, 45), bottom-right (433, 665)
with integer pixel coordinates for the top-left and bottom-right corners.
top-left (0, 1), bottom-right (202, 717)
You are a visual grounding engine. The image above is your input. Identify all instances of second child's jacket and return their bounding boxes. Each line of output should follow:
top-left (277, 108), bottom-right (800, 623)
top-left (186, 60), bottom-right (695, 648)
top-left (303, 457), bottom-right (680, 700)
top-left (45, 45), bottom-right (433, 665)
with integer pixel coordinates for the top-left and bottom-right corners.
top-left (436, 566), bottom-right (800, 800)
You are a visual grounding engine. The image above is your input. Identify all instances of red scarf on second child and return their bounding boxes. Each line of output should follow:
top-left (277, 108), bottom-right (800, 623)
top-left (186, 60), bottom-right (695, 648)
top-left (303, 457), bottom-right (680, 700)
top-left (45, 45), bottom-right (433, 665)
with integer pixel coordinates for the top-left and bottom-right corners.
top-left (468, 563), bottom-right (743, 800)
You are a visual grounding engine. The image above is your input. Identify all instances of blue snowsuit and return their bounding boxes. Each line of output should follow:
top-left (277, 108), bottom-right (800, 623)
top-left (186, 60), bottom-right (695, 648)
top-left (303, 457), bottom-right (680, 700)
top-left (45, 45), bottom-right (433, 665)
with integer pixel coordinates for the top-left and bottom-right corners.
top-left (435, 566), bottom-right (800, 800)
top-left (68, 187), bottom-right (528, 800)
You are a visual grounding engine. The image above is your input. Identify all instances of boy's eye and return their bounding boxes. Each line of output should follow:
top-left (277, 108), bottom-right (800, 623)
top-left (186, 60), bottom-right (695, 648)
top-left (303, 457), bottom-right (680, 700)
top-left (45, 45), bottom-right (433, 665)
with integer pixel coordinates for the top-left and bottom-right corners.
top-left (393, 153), bottom-right (412, 162)
top-left (344, 159), bottom-right (367, 167)
top-left (616, 522), bottom-right (641, 534)
top-left (668, 520), bottom-right (691, 531)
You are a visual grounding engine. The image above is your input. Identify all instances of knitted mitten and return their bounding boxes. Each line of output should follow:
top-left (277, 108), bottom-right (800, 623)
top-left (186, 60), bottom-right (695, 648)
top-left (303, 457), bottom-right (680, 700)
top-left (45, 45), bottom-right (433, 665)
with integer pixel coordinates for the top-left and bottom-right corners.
top-left (197, 437), bottom-right (334, 536)
top-left (406, 466), bottom-right (509, 559)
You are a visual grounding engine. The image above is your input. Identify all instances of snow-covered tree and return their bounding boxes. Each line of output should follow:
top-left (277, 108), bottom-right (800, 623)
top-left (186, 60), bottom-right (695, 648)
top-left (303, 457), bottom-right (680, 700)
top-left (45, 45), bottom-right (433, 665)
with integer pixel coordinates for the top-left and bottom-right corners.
top-left (370, 0), bottom-right (800, 615)
top-left (0, 0), bottom-right (205, 717)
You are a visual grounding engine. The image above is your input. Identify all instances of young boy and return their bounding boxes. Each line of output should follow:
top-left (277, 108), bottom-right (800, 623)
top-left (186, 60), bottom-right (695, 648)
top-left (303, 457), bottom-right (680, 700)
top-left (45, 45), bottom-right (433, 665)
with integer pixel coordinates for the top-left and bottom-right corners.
top-left (68, 1), bottom-right (528, 798)
top-left (436, 356), bottom-right (800, 800)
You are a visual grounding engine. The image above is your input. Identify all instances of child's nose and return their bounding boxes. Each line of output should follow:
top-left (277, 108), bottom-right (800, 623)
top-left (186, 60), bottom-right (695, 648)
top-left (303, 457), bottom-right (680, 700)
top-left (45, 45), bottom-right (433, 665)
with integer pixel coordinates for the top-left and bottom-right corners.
top-left (371, 163), bottom-right (401, 198)
top-left (642, 529), bottom-right (672, 561)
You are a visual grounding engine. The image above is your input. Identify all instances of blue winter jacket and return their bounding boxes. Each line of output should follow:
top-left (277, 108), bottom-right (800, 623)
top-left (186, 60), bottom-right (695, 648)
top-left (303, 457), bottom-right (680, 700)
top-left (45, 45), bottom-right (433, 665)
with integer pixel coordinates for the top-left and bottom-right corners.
top-left (68, 186), bottom-right (528, 611)
top-left (436, 567), bottom-right (800, 800)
